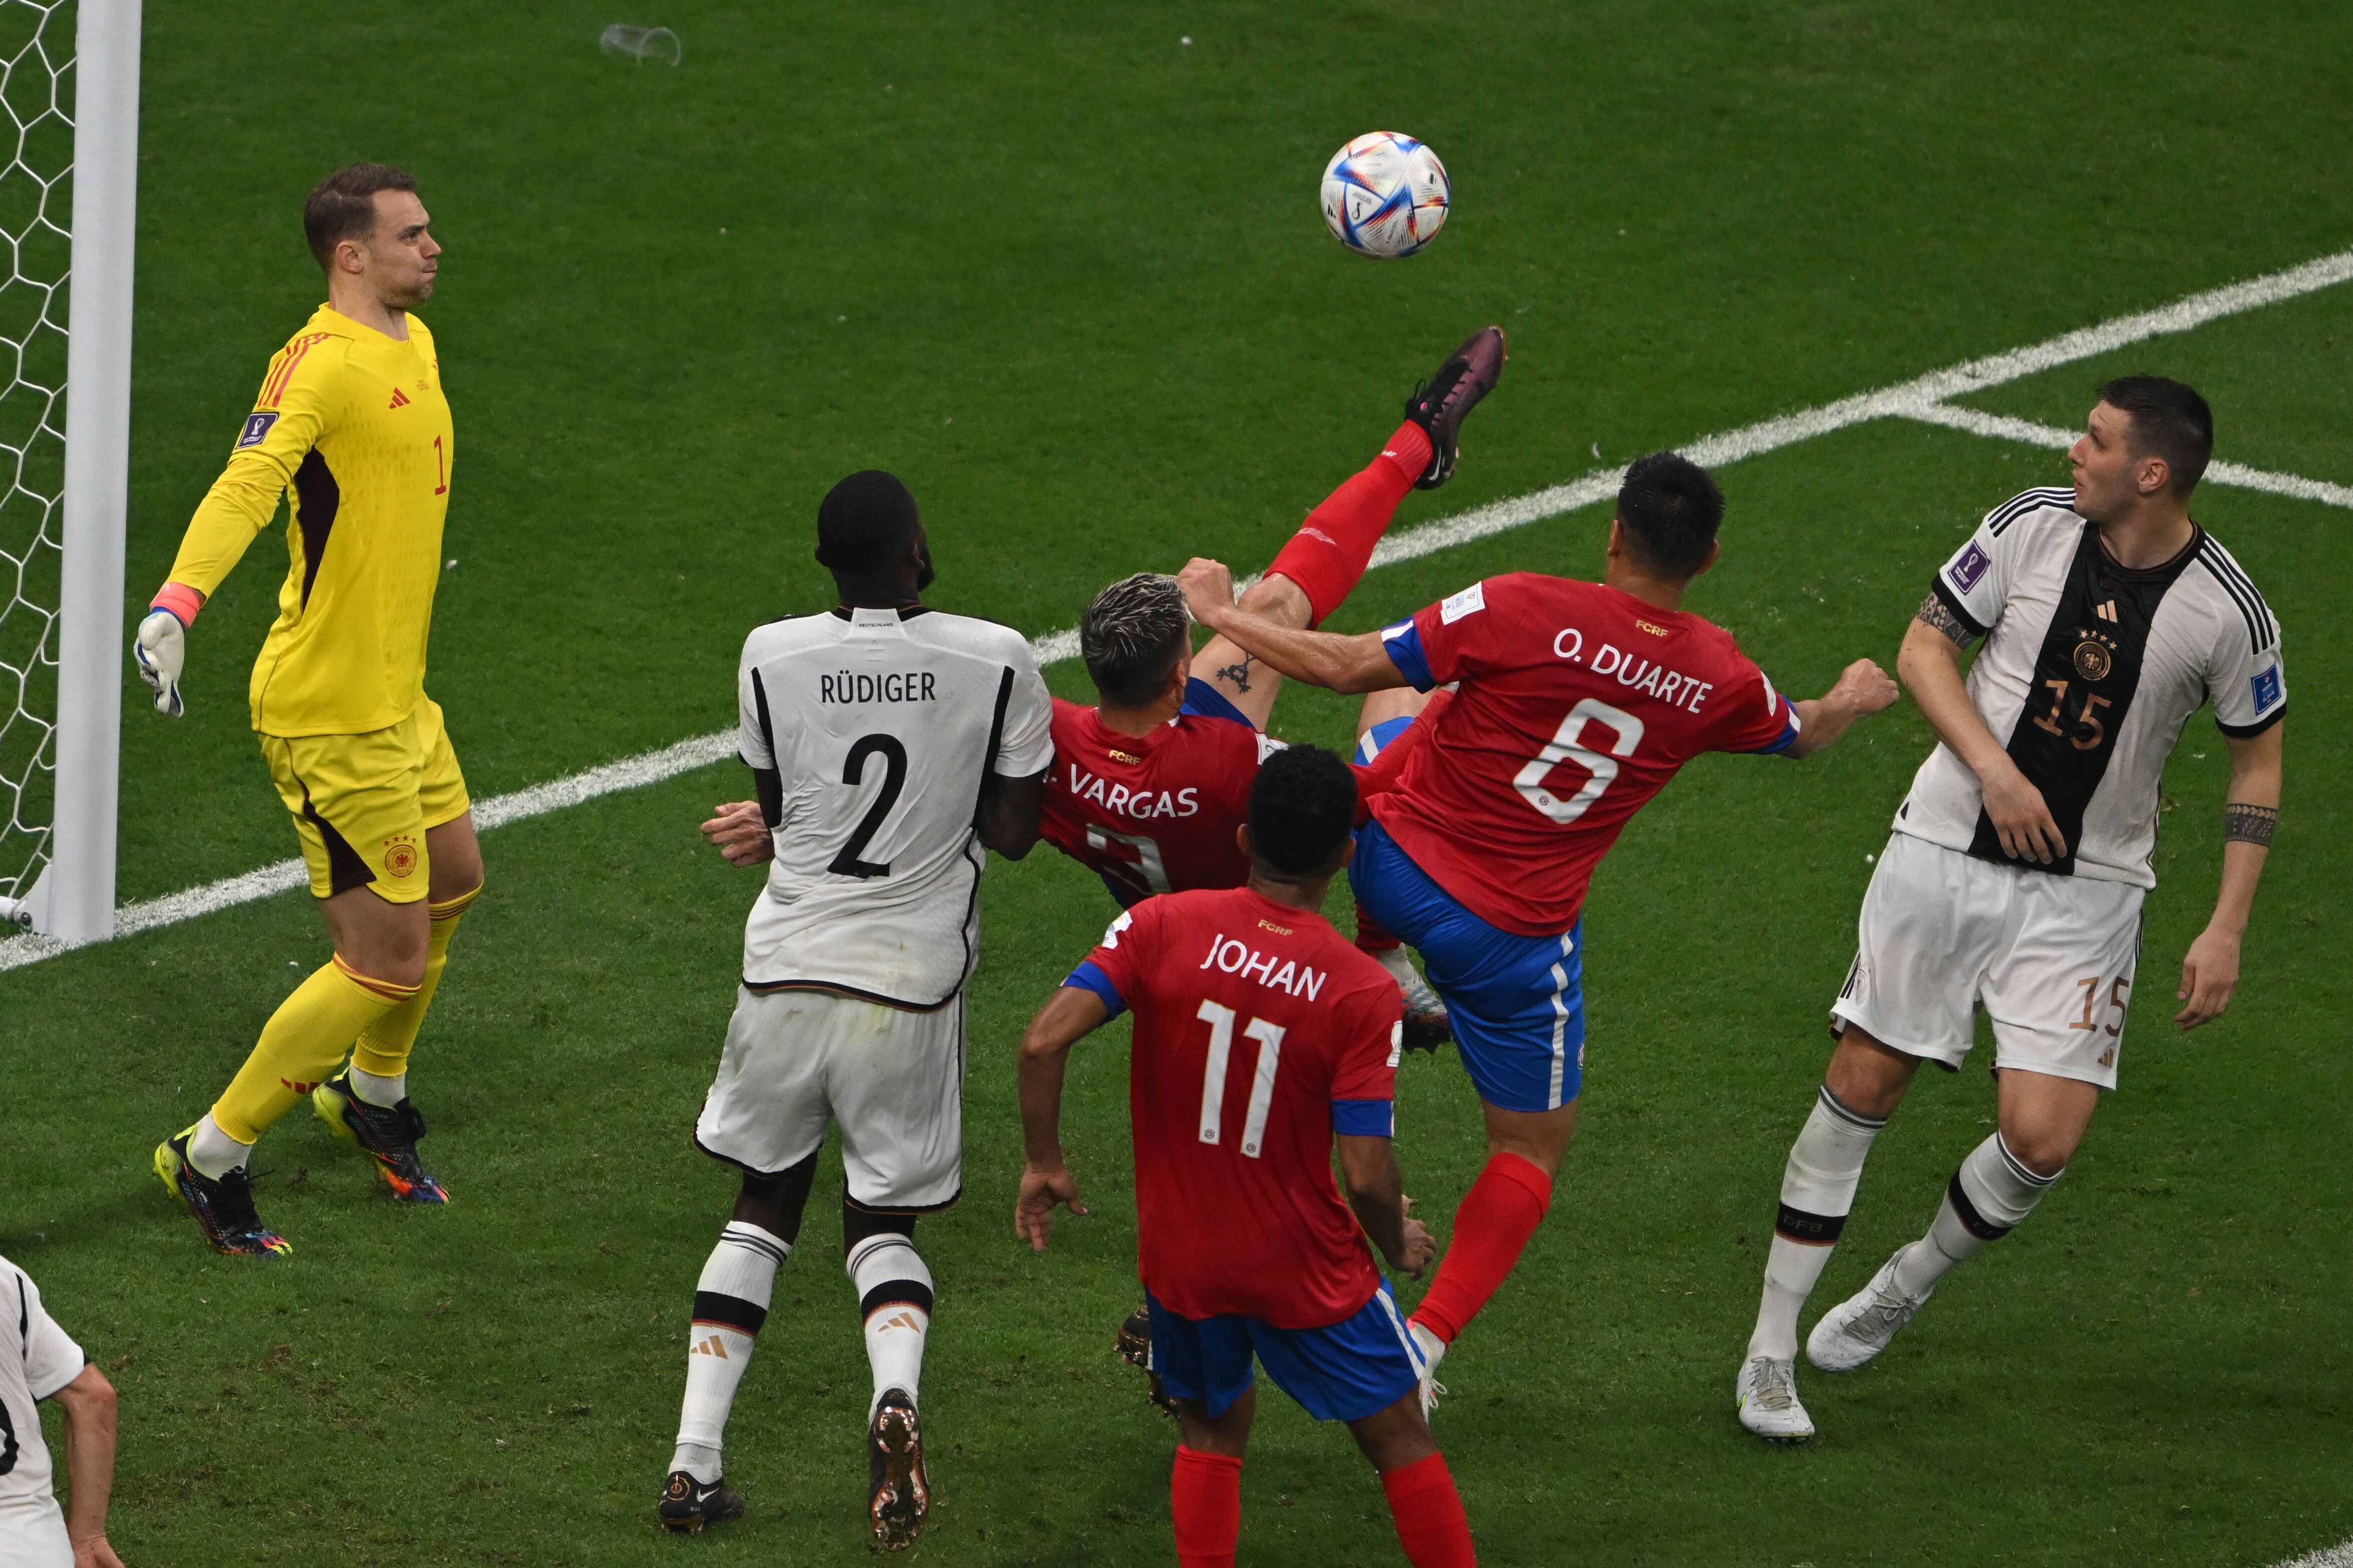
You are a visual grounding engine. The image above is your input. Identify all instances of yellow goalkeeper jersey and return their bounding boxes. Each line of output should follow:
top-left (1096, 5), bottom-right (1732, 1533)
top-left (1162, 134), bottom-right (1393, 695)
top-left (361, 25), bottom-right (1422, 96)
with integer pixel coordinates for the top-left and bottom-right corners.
top-left (164, 304), bottom-right (455, 737)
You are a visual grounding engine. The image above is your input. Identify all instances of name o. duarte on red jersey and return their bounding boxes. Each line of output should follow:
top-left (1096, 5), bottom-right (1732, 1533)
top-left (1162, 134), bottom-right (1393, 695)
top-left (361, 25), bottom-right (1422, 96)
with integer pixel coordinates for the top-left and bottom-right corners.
top-left (1069, 885), bottom-right (1405, 1328)
top-left (1372, 572), bottom-right (1800, 937)
top-left (1042, 694), bottom-right (1278, 903)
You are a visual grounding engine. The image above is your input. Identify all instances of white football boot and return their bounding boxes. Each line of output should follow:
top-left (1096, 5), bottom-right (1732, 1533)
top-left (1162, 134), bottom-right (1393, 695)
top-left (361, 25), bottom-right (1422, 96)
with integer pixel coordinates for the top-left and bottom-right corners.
top-left (1807, 1249), bottom-right (1932, 1372)
top-left (1735, 1356), bottom-right (1815, 1443)
top-left (1409, 1320), bottom-right (1449, 1416)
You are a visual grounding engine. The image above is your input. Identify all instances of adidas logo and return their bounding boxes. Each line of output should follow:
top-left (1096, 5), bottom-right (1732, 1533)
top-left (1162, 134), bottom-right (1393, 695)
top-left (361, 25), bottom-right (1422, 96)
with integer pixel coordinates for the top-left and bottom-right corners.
top-left (388, 388), bottom-right (411, 409)
top-left (690, 1334), bottom-right (730, 1359)
top-left (874, 1311), bottom-right (924, 1333)
top-left (2095, 600), bottom-right (2118, 622)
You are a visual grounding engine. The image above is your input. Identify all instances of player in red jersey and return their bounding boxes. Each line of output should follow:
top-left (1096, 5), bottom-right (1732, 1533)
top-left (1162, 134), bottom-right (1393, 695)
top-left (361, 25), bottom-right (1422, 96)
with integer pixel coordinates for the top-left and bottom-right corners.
top-left (1016, 745), bottom-right (1476, 1568)
top-left (1040, 328), bottom-right (1505, 908)
top-left (1177, 452), bottom-right (1900, 1398)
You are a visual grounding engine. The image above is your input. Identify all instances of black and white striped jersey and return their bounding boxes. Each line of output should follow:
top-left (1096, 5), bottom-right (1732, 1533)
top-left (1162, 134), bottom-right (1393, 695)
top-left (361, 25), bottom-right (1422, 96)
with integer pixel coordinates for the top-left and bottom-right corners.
top-left (735, 605), bottom-right (1054, 1009)
top-left (1893, 487), bottom-right (2285, 888)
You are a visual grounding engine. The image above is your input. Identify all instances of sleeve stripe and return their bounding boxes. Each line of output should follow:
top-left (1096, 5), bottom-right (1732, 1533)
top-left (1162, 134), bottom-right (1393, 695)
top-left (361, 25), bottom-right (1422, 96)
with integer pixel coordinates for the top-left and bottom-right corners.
top-left (259, 333), bottom-right (329, 409)
top-left (1930, 574), bottom-right (1991, 638)
top-left (2217, 703), bottom-right (2286, 739)
top-left (1985, 486), bottom-right (2076, 536)
top-left (2194, 540), bottom-right (2277, 654)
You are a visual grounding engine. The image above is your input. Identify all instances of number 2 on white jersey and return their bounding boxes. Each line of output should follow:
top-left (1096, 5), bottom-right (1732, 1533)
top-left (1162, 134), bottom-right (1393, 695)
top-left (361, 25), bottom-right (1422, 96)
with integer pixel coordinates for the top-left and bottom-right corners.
top-left (1514, 698), bottom-right (1644, 824)
top-left (1195, 1000), bottom-right (1286, 1158)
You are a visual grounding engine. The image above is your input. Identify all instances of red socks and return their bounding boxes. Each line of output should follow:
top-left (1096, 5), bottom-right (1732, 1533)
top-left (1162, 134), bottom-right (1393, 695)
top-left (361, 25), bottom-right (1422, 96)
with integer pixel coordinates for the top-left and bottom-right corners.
top-left (1174, 1444), bottom-right (1474, 1566)
top-left (1264, 421), bottom-right (1431, 626)
top-left (1171, 1446), bottom-right (1243, 1567)
top-left (1381, 1453), bottom-right (1477, 1566)
top-left (1410, 1152), bottom-right (1552, 1345)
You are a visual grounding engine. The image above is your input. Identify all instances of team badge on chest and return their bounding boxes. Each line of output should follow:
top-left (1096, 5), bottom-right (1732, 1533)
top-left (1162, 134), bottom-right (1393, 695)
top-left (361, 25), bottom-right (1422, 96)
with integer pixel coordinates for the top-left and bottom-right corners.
top-left (2072, 634), bottom-right (2114, 682)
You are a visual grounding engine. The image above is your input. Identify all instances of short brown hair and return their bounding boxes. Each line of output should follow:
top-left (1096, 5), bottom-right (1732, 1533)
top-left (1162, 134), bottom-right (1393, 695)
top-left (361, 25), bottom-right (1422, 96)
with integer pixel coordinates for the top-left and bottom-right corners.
top-left (2097, 375), bottom-right (2213, 498)
top-left (303, 163), bottom-right (417, 270)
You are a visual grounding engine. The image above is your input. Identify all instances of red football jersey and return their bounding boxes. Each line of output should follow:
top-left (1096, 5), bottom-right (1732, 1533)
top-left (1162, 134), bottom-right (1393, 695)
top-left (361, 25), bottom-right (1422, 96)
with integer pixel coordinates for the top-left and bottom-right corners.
top-left (1042, 697), bottom-right (1275, 903)
top-left (1369, 573), bottom-right (1798, 935)
top-left (1075, 886), bottom-right (1404, 1328)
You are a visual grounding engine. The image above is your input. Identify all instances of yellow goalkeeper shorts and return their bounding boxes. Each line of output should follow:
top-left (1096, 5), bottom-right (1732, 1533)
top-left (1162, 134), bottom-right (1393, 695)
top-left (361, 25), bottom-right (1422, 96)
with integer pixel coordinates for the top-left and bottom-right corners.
top-left (260, 697), bottom-right (471, 904)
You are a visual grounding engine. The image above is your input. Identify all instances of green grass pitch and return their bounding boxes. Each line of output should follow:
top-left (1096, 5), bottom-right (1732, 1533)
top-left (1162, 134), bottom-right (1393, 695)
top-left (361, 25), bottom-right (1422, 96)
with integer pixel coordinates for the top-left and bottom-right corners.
top-left (2, 2), bottom-right (2348, 1562)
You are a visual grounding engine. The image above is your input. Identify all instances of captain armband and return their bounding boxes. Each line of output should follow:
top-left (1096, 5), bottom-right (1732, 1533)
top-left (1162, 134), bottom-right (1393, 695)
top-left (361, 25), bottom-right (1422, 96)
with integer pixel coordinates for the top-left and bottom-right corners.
top-left (2223, 802), bottom-right (2278, 849)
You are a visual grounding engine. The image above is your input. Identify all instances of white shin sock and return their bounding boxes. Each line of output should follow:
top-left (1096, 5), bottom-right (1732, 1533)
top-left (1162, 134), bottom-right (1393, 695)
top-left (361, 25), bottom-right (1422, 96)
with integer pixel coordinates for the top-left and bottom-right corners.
top-left (671, 1221), bottom-right (791, 1481)
top-left (350, 1066), bottom-right (406, 1108)
top-left (186, 1112), bottom-right (254, 1179)
top-left (849, 1232), bottom-right (933, 1418)
top-left (1749, 1084), bottom-right (1886, 1361)
top-left (1890, 1133), bottom-right (2061, 1299)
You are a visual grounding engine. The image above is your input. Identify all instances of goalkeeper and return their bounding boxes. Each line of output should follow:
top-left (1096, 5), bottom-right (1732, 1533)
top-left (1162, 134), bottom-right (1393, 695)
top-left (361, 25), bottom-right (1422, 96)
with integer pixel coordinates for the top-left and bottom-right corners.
top-left (136, 163), bottom-right (480, 1256)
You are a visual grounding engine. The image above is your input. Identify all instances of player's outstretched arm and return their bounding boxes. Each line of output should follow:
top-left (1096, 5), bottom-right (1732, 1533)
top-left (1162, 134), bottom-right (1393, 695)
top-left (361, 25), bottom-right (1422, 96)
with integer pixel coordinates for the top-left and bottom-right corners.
top-left (1896, 597), bottom-right (2067, 864)
top-left (52, 1363), bottom-right (125, 1568)
top-left (2178, 723), bottom-right (2282, 1030)
top-left (1336, 1135), bottom-right (1436, 1278)
top-left (1782, 657), bottom-right (1900, 759)
top-left (1015, 985), bottom-right (1109, 1251)
top-left (1176, 558), bottom-right (1408, 695)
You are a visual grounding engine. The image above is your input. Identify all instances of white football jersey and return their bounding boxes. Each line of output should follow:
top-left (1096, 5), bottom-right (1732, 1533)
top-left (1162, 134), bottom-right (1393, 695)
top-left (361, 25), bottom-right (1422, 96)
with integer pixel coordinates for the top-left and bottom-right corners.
top-left (1895, 487), bottom-right (2286, 888)
top-left (0, 1254), bottom-right (85, 1548)
top-left (737, 605), bottom-right (1053, 1008)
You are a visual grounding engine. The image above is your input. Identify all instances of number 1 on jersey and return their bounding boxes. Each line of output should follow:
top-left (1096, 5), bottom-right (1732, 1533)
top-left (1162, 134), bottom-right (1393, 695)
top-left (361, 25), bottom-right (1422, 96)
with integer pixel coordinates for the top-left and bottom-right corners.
top-left (1195, 1000), bottom-right (1286, 1158)
top-left (432, 433), bottom-right (447, 496)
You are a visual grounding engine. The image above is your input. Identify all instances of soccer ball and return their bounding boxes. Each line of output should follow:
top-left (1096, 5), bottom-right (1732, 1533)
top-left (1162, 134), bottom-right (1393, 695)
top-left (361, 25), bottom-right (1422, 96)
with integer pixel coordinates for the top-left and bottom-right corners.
top-left (1320, 132), bottom-right (1450, 259)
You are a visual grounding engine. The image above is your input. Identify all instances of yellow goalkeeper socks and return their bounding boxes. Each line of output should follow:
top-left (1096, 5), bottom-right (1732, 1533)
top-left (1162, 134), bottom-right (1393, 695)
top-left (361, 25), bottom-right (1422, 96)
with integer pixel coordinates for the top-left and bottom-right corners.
top-left (350, 888), bottom-right (477, 1085)
top-left (212, 956), bottom-right (419, 1144)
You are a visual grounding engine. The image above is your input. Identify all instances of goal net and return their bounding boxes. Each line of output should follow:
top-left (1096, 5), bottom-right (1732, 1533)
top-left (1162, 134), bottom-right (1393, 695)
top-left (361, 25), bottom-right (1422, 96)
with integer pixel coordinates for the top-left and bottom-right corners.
top-left (0, 0), bottom-right (137, 942)
top-left (0, 0), bottom-right (75, 928)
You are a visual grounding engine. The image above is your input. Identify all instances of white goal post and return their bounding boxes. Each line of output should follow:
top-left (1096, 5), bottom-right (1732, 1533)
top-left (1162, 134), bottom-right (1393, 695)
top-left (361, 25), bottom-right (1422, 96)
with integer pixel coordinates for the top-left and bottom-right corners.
top-left (0, 0), bottom-right (139, 943)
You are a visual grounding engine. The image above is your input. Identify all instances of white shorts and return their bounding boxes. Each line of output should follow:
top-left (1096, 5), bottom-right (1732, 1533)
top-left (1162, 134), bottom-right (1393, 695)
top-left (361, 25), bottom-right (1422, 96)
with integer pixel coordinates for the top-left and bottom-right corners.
top-left (0, 1495), bottom-right (72, 1567)
top-left (694, 987), bottom-right (965, 1210)
top-left (1830, 832), bottom-right (2145, 1090)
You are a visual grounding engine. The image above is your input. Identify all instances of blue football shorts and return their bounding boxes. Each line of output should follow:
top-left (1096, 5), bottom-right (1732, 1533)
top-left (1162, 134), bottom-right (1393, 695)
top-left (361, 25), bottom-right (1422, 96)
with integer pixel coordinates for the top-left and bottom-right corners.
top-left (1349, 814), bottom-right (1587, 1112)
top-left (1146, 1279), bottom-right (1427, 1423)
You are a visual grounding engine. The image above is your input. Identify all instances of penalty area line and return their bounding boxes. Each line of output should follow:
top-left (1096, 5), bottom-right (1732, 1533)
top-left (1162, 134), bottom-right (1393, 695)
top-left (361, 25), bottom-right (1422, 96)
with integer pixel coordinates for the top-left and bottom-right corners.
top-left (4, 243), bottom-right (2349, 976)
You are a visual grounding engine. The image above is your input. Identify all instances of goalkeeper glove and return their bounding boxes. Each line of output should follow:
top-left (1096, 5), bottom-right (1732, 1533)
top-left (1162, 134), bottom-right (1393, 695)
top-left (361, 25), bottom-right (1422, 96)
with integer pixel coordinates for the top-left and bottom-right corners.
top-left (133, 606), bottom-right (189, 718)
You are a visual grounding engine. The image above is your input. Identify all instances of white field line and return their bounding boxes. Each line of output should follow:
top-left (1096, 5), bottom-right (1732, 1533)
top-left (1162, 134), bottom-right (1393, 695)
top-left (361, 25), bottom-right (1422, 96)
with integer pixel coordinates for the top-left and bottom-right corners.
top-left (2276, 1539), bottom-right (2353, 1568)
top-left (1897, 400), bottom-right (2353, 509)
top-left (4, 246), bottom-right (2349, 976)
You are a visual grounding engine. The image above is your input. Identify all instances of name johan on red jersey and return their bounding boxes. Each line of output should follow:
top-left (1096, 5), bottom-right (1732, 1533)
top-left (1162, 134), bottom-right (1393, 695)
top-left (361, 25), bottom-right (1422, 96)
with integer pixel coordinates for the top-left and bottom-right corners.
top-left (1078, 887), bottom-right (1403, 1329)
top-left (1374, 573), bottom-right (1800, 936)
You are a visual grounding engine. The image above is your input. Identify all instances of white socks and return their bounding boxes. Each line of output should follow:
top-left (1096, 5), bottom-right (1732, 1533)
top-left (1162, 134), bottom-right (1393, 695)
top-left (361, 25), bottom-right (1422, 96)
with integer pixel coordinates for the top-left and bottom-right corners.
top-left (351, 1066), bottom-right (406, 1108)
top-left (186, 1112), bottom-right (254, 1179)
top-left (1749, 1085), bottom-right (1886, 1361)
top-left (1890, 1133), bottom-right (2060, 1299)
top-left (849, 1232), bottom-right (933, 1419)
top-left (671, 1222), bottom-right (790, 1482)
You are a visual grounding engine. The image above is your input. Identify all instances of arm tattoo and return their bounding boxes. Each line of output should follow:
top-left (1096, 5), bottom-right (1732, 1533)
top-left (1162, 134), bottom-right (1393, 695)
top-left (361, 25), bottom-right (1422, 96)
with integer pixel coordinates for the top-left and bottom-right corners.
top-left (1914, 594), bottom-right (1979, 649)
top-left (1216, 652), bottom-right (1258, 693)
top-left (2223, 802), bottom-right (2279, 848)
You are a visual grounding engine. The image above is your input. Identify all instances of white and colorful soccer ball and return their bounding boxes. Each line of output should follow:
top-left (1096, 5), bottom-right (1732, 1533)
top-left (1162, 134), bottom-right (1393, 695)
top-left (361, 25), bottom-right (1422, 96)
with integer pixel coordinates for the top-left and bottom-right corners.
top-left (1320, 132), bottom-right (1450, 258)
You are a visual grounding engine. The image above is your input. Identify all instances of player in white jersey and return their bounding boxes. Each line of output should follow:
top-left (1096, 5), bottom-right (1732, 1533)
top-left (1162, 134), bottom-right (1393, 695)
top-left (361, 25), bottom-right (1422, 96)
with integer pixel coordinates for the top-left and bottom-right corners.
top-left (0, 1256), bottom-right (125, 1567)
top-left (1734, 377), bottom-right (2286, 1441)
top-left (654, 471), bottom-right (1053, 1546)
